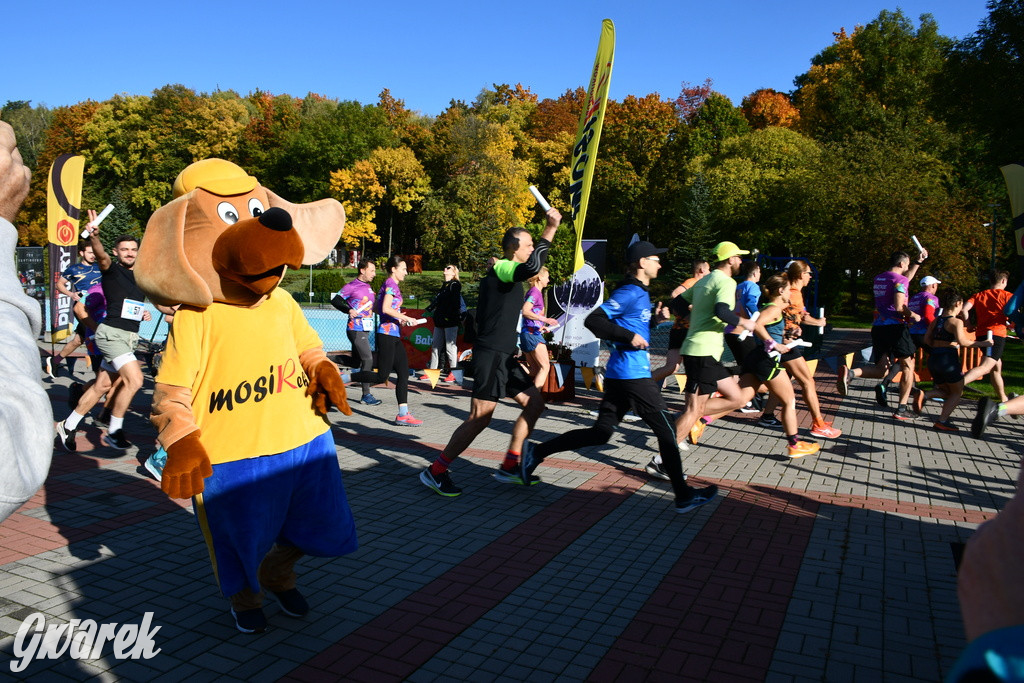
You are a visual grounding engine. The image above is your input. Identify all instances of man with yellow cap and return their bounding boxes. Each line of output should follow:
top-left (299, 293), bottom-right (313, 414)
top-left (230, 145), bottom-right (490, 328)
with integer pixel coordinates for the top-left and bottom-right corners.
top-left (672, 242), bottom-right (756, 451)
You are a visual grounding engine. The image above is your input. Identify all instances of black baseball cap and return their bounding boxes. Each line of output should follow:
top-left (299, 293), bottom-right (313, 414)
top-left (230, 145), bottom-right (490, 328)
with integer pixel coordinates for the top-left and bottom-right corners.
top-left (627, 240), bottom-right (668, 263)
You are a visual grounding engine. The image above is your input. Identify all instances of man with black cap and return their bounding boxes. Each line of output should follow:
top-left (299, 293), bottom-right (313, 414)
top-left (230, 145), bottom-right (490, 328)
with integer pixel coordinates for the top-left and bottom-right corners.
top-left (673, 241), bottom-right (756, 448)
top-left (521, 241), bottom-right (719, 514)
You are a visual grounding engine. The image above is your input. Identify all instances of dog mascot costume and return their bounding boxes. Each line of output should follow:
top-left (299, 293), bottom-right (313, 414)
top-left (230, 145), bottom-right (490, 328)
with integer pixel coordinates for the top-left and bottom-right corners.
top-left (135, 159), bottom-right (357, 633)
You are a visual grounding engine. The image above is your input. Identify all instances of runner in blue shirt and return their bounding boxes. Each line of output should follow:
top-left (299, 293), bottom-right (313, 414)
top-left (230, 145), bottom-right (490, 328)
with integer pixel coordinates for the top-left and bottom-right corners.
top-left (522, 241), bottom-right (719, 514)
top-left (45, 243), bottom-right (102, 378)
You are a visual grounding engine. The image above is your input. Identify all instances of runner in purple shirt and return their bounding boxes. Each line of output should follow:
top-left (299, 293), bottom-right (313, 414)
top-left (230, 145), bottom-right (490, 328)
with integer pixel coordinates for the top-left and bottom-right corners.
top-left (334, 259), bottom-right (381, 405)
top-left (838, 248), bottom-right (928, 420)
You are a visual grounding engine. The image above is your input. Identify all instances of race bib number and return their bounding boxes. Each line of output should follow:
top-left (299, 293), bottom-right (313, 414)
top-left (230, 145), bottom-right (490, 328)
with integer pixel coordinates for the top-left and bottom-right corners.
top-left (121, 298), bottom-right (145, 322)
top-left (361, 317), bottom-right (373, 332)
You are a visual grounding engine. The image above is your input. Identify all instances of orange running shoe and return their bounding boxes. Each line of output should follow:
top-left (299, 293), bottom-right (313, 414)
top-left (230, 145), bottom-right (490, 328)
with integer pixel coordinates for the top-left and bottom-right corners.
top-left (688, 419), bottom-right (706, 445)
top-left (787, 440), bottom-right (821, 458)
top-left (810, 422), bottom-right (842, 439)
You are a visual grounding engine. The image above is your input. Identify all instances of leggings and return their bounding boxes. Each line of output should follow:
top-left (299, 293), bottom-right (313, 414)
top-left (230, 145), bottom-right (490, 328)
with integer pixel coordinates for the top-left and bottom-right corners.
top-left (346, 329), bottom-right (374, 394)
top-left (352, 334), bottom-right (408, 404)
top-left (533, 377), bottom-right (690, 502)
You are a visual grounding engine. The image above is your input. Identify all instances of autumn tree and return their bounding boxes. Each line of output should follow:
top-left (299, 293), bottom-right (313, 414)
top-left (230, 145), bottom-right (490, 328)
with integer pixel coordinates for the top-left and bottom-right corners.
top-left (792, 11), bottom-right (952, 149)
top-left (366, 146), bottom-right (430, 254)
top-left (1, 101), bottom-right (51, 170)
top-left (418, 106), bottom-right (533, 270)
top-left (17, 101), bottom-right (100, 245)
top-left (329, 160), bottom-right (385, 248)
top-left (740, 89), bottom-right (800, 129)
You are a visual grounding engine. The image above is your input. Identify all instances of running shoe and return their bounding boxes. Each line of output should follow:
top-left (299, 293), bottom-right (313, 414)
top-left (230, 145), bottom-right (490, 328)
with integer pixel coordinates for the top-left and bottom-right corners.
top-left (419, 374), bottom-right (431, 382)
top-left (272, 588), bottom-right (310, 618)
top-left (758, 415), bottom-right (782, 428)
top-left (837, 366), bottom-right (849, 396)
top-left (675, 485), bottom-right (719, 514)
top-left (912, 388), bottom-right (925, 415)
top-left (103, 430), bottom-right (132, 450)
top-left (645, 459), bottom-right (686, 482)
top-left (444, 372), bottom-right (457, 383)
top-left (810, 422), bottom-right (842, 439)
top-left (520, 441), bottom-right (538, 480)
top-left (892, 405), bottom-right (915, 421)
top-left (971, 397), bottom-right (999, 439)
top-left (933, 420), bottom-right (960, 432)
top-left (676, 441), bottom-right (690, 452)
top-left (787, 440), bottom-right (821, 458)
top-left (55, 422), bottom-right (77, 452)
top-left (1009, 393), bottom-right (1020, 420)
top-left (874, 383), bottom-right (888, 408)
top-left (688, 420), bottom-right (706, 445)
top-left (44, 356), bottom-right (60, 379)
top-left (622, 411), bottom-right (642, 423)
top-left (494, 466), bottom-right (538, 486)
top-left (395, 413), bottom-right (423, 426)
top-left (645, 459), bottom-right (671, 481)
top-left (419, 468), bottom-right (462, 497)
top-left (230, 607), bottom-right (267, 634)
top-left (67, 383), bottom-right (85, 411)
top-left (359, 394), bottom-right (383, 406)
top-left (144, 448), bottom-right (166, 482)
top-left (739, 401), bottom-right (760, 414)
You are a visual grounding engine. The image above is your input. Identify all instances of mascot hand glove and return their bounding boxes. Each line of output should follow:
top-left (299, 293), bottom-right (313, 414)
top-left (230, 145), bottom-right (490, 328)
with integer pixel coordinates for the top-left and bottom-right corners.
top-left (306, 359), bottom-right (352, 416)
top-left (162, 432), bottom-right (214, 499)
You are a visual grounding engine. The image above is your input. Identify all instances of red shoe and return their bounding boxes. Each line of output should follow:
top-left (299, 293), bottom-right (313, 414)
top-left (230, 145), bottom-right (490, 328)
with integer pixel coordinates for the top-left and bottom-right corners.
top-left (395, 413), bottom-right (423, 426)
top-left (810, 422), bottom-right (842, 439)
top-left (933, 420), bottom-right (960, 432)
top-left (444, 373), bottom-right (456, 383)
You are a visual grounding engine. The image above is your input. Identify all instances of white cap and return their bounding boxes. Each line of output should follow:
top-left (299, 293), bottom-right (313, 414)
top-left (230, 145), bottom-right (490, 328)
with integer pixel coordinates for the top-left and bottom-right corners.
top-left (920, 275), bottom-right (941, 286)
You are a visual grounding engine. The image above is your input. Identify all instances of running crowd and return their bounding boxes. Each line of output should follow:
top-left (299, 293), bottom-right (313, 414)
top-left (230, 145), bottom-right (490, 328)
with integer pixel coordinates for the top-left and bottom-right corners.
top-left (43, 201), bottom-right (1024, 513)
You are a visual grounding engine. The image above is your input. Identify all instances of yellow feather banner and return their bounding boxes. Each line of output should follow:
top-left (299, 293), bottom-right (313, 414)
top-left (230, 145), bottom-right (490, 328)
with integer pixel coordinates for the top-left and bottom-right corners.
top-left (580, 366), bottom-right (595, 390)
top-left (422, 368), bottom-right (441, 388)
top-left (569, 19), bottom-right (615, 273)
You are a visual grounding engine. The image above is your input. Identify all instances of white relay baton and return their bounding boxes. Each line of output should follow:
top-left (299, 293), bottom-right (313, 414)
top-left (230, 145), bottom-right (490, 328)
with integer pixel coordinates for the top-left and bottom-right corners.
top-left (81, 204), bottom-right (115, 239)
top-left (911, 235), bottom-right (925, 253)
top-left (528, 185), bottom-right (552, 212)
top-left (818, 307), bottom-right (826, 329)
top-left (738, 310), bottom-right (760, 340)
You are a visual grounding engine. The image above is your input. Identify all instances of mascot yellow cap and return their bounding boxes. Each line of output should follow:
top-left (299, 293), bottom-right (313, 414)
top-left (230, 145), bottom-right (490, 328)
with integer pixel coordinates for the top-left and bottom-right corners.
top-left (172, 158), bottom-right (259, 198)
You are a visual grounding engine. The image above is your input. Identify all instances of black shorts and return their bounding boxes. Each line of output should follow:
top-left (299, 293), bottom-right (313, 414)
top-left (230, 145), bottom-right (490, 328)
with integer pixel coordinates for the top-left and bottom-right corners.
top-left (910, 333), bottom-right (929, 351)
top-left (741, 348), bottom-right (786, 383)
top-left (682, 355), bottom-right (732, 396)
top-left (596, 377), bottom-right (668, 424)
top-left (668, 326), bottom-right (687, 353)
top-left (471, 347), bottom-right (533, 402)
top-left (724, 334), bottom-right (758, 364)
top-left (928, 348), bottom-right (963, 384)
top-left (871, 324), bottom-right (916, 362)
top-left (779, 345), bottom-right (804, 363)
top-left (986, 335), bottom-right (1007, 361)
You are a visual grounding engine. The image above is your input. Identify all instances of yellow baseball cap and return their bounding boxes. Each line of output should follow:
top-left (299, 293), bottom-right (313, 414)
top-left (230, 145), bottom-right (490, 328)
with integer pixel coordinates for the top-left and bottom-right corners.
top-left (713, 241), bottom-right (750, 261)
top-left (172, 158), bottom-right (258, 198)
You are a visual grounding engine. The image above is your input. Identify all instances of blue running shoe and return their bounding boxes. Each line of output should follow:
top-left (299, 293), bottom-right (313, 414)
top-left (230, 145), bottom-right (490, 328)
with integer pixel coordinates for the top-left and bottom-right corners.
top-left (360, 394), bottom-right (383, 406)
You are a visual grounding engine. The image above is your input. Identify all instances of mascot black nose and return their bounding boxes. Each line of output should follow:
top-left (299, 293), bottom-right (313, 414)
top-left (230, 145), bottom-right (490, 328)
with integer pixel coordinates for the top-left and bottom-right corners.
top-left (258, 207), bottom-right (293, 232)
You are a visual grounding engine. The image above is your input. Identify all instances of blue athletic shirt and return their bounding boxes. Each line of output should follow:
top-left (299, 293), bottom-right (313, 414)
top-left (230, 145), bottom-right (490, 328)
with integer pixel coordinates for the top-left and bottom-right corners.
top-left (600, 281), bottom-right (653, 380)
top-left (62, 262), bottom-right (101, 292)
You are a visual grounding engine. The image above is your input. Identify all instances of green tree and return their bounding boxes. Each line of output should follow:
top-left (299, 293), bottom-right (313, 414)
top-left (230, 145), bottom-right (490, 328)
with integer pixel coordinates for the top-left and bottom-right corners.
top-left (792, 11), bottom-right (952, 149)
top-left (367, 146), bottom-right (430, 254)
top-left (0, 100), bottom-right (52, 170)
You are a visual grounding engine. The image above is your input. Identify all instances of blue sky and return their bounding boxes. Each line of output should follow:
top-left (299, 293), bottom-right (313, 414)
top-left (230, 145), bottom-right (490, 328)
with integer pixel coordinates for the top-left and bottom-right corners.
top-left (5, 1), bottom-right (990, 116)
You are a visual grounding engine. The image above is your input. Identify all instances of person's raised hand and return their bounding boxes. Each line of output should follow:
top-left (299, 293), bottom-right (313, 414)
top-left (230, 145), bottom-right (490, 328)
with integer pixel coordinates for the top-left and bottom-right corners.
top-left (0, 121), bottom-right (31, 223)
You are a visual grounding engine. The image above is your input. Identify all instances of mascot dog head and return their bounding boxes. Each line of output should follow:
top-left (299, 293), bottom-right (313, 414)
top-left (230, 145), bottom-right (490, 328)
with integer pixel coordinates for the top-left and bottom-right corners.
top-left (136, 158), bottom-right (345, 307)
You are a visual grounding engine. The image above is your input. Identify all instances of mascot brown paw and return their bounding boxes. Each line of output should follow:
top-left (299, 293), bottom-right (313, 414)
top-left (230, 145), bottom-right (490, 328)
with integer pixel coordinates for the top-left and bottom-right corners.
top-left (306, 359), bottom-right (352, 416)
top-left (162, 432), bottom-right (214, 499)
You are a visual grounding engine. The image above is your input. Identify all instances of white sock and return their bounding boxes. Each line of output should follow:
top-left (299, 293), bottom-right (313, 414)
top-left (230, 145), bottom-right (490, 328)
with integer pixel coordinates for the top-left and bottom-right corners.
top-left (64, 412), bottom-right (86, 431)
top-left (109, 416), bottom-right (124, 433)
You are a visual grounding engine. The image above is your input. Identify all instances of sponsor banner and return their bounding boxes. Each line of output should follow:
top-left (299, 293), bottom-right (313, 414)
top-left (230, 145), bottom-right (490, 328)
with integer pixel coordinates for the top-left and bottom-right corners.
top-left (568, 19), bottom-right (615, 273)
top-left (47, 154), bottom-right (84, 247)
top-left (999, 163), bottom-right (1024, 274)
top-left (47, 243), bottom-right (76, 336)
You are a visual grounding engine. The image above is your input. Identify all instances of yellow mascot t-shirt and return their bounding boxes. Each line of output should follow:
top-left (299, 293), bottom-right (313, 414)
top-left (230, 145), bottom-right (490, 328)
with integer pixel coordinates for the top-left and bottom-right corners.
top-left (156, 288), bottom-right (330, 464)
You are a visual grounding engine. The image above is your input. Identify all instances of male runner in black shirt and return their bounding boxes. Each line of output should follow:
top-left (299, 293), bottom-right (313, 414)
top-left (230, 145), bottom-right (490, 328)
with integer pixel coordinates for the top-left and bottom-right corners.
top-left (420, 208), bottom-right (562, 496)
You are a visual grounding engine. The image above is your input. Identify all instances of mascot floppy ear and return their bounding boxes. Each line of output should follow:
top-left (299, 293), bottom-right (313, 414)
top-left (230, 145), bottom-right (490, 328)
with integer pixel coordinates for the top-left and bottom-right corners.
top-left (265, 189), bottom-right (345, 266)
top-left (136, 193), bottom-right (214, 307)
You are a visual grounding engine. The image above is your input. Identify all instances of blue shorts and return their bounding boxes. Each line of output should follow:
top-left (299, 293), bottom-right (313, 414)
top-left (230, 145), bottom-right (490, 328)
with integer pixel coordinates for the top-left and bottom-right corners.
top-left (195, 429), bottom-right (358, 597)
top-left (520, 329), bottom-right (546, 353)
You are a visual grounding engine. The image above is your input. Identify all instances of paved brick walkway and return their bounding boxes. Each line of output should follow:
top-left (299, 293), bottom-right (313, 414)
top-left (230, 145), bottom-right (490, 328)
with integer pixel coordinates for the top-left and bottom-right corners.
top-left (1, 334), bottom-right (1019, 681)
